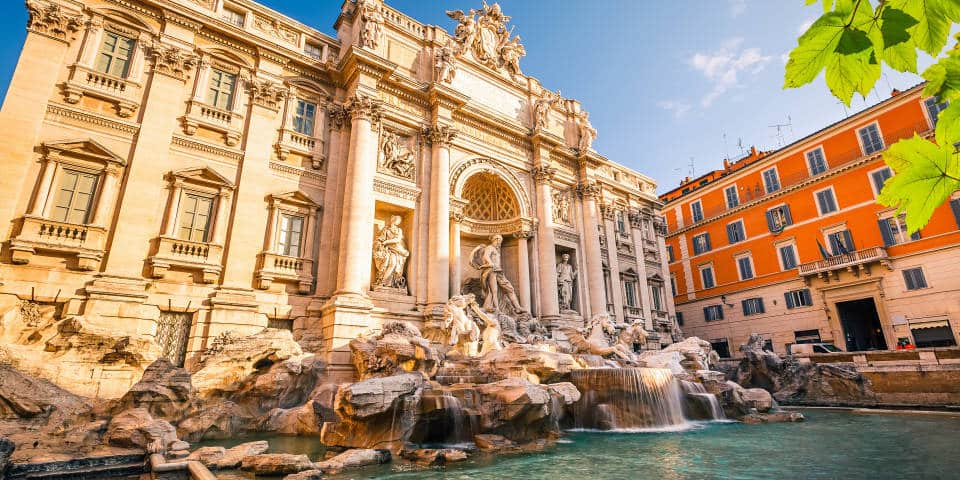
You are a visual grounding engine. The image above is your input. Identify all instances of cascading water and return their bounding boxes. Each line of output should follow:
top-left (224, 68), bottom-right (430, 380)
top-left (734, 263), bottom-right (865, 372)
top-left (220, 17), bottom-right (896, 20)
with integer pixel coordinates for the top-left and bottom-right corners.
top-left (570, 368), bottom-right (688, 431)
top-left (681, 380), bottom-right (726, 421)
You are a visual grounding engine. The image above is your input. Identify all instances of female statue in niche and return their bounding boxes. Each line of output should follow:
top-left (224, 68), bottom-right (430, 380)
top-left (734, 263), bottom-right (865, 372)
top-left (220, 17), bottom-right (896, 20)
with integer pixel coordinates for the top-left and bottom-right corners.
top-left (373, 215), bottom-right (409, 290)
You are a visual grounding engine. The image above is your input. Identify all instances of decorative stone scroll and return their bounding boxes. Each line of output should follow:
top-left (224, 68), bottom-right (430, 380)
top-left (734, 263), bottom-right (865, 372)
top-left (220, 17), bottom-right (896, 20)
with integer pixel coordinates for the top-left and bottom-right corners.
top-left (551, 187), bottom-right (572, 226)
top-left (446, 2), bottom-right (525, 77)
top-left (26, 0), bottom-right (82, 43)
top-left (379, 131), bottom-right (416, 181)
top-left (149, 44), bottom-right (200, 82)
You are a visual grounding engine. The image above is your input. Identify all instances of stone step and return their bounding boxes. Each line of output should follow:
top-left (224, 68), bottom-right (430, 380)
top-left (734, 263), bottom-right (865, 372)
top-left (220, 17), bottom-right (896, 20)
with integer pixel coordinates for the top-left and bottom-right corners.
top-left (8, 454), bottom-right (145, 480)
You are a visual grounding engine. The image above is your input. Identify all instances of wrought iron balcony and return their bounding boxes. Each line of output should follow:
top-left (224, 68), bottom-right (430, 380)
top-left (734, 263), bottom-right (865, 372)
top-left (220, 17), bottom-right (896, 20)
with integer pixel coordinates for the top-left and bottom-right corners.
top-left (798, 246), bottom-right (892, 281)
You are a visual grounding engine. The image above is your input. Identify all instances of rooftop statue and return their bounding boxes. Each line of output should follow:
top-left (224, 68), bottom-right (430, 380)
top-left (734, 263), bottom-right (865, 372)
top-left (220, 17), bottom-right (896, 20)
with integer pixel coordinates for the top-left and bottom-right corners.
top-left (446, 2), bottom-right (525, 77)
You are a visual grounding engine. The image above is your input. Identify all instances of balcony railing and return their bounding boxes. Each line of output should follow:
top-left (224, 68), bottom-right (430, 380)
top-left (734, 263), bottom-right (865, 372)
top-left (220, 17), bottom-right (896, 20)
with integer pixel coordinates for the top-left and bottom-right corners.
top-left (9, 216), bottom-right (108, 271)
top-left (149, 236), bottom-right (224, 283)
top-left (255, 252), bottom-right (314, 294)
top-left (672, 122), bottom-right (931, 232)
top-left (182, 100), bottom-right (244, 146)
top-left (62, 64), bottom-right (142, 118)
top-left (798, 246), bottom-right (890, 277)
top-left (624, 305), bottom-right (643, 319)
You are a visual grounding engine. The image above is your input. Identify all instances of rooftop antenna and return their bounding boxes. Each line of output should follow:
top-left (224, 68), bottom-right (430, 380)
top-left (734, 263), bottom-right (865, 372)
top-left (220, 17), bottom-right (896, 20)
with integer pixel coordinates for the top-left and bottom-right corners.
top-left (688, 157), bottom-right (695, 177)
top-left (768, 116), bottom-right (793, 147)
top-left (737, 137), bottom-right (746, 157)
top-left (722, 132), bottom-right (730, 161)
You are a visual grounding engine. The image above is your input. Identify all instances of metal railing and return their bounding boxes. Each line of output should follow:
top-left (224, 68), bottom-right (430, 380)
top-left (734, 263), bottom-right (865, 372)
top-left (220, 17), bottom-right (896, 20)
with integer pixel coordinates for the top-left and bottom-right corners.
top-left (798, 246), bottom-right (888, 276)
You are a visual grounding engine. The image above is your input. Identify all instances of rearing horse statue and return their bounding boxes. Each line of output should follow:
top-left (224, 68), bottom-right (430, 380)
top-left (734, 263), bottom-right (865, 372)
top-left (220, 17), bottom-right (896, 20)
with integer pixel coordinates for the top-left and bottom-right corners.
top-left (564, 313), bottom-right (637, 364)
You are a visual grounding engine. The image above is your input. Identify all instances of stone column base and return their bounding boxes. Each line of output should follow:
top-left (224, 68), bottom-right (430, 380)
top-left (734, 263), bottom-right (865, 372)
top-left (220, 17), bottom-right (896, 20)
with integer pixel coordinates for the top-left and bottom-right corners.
top-left (299, 293), bottom-right (376, 380)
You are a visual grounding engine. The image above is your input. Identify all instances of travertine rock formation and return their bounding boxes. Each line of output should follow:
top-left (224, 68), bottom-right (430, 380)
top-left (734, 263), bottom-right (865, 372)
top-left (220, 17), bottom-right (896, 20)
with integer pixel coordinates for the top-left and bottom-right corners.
top-left (114, 359), bottom-right (193, 420)
top-left (349, 321), bottom-right (440, 380)
top-left (320, 373), bottom-right (424, 450)
top-left (478, 343), bottom-right (577, 384)
top-left (189, 328), bottom-right (304, 398)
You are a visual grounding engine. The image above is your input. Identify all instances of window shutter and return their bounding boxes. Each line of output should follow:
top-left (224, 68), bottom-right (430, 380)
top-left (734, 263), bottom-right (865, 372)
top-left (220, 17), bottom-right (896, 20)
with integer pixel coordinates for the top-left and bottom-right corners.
top-left (726, 224), bottom-right (735, 244)
top-left (903, 270), bottom-right (916, 290)
top-left (717, 306), bottom-right (724, 320)
top-left (802, 289), bottom-right (813, 306)
top-left (782, 204), bottom-right (793, 226)
top-left (704, 233), bottom-right (712, 251)
top-left (842, 230), bottom-right (855, 251)
top-left (784, 292), bottom-right (796, 309)
top-left (950, 199), bottom-right (960, 229)
top-left (757, 299), bottom-right (765, 314)
top-left (878, 219), bottom-right (895, 246)
top-left (910, 230), bottom-right (922, 242)
top-left (766, 210), bottom-right (775, 232)
top-left (703, 307), bottom-right (710, 320)
top-left (740, 299), bottom-right (748, 313)
top-left (828, 234), bottom-right (841, 255)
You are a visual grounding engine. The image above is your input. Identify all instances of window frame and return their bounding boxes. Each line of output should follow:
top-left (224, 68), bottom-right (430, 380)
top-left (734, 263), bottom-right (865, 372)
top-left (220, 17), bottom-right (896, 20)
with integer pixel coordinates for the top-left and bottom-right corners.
top-left (869, 166), bottom-right (893, 197)
top-left (856, 122), bottom-right (885, 156)
top-left (741, 297), bottom-right (765, 316)
top-left (206, 68), bottom-right (238, 111)
top-left (777, 242), bottom-right (798, 271)
top-left (704, 304), bottom-right (724, 322)
top-left (699, 264), bottom-right (715, 290)
top-left (766, 203), bottom-right (793, 232)
top-left (924, 97), bottom-right (949, 129)
top-left (726, 218), bottom-right (746, 244)
top-left (805, 146), bottom-right (828, 176)
top-left (304, 42), bottom-right (324, 60)
top-left (762, 167), bottom-right (781, 193)
top-left (690, 200), bottom-right (704, 223)
top-left (814, 186), bottom-right (839, 216)
top-left (221, 6), bottom-right (247, 27)
top-left (177, 190), bottom-right (215, 243)
top-left (785, 289), bottom-right (814, 309)
top-left (903, 267), bottom-right (929, 291)
top-left (94, 30), bottom-right (136, 79)
top-left (735, 253), bottom-right (755, 281)
top-left (292, 99), bottom-right (317, 136)
top-left (276, 211), bottom-right (306, 257)
top-left (51, 167), bottom-right (100, 225)
top-left (724, 184), bottom-right (740, 209)
top-left (692, 232), bottom-right (711, 255)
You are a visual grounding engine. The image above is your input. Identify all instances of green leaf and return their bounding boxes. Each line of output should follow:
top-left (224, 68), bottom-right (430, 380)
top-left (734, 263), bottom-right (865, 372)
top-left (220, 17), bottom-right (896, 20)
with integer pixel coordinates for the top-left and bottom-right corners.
top-left (825, 48), bottom-right (881, 104)
top-left (784, 12), bottom-right (848, 88)
top-left (879, 7), bottom-right (918, 48)
top-left (878, 135), bottom-right (960, 234)
top-left (935, 102), bottom-right (960, 146)
top-left (889, 0), bottom-right (953, 55)
top-left (922, 54), bottom-right (960, 103)
top-left (872, 7), bottom-right (920, 73)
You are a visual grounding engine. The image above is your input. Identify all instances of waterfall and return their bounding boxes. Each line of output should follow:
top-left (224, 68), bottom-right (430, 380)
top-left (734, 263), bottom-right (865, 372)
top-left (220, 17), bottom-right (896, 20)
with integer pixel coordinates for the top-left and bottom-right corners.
top-left (681, 380), bottom-right (726, 421)
top-left (570, 368), bottom-right (689, 431)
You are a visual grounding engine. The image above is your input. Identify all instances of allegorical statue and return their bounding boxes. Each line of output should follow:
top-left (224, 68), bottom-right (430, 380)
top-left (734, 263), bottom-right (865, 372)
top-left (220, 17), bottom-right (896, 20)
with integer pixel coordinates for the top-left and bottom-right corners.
top-left (577, 110), bottom-right (597, 153)
top-left (372, 215), bottom-right (408, 290)
top-left (470, 234), bottom-right (524, 314)
top-left (556, 253), bottom-right (577, 312)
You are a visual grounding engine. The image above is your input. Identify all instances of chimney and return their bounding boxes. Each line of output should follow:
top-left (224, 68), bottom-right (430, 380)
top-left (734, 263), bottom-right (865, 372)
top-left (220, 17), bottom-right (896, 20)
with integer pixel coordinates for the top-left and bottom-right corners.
top-left (750, 146), bottom-right (758, 157)
top-left (890, 88), bottom-right (902, 97)
top-left (723, 158), bottom-right (731, 170)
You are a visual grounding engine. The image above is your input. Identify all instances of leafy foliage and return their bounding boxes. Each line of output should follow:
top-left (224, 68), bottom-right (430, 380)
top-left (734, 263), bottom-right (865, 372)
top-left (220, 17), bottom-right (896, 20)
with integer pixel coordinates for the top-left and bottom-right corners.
top-left (786, 0), bottom-right (960, 234)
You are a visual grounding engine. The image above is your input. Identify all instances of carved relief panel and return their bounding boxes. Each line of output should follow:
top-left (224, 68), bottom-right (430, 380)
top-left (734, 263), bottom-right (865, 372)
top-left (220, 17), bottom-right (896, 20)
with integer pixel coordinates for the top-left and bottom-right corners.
top-left (551, 187), bottom-right (573, 227)
top-left (378, 130), bottom-right (417, 182)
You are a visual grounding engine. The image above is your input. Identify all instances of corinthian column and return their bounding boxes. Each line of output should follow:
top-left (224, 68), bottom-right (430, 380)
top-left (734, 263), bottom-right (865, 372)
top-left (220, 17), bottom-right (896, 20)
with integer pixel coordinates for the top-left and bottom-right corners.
top-left (334, 95), bottom-right (382, 298)
top-left (578, 180), bottom-right (607, 318)
top-left (424, 124), bottom-right (458, 308)
top-left (533, 165), bottom-right (560, 325)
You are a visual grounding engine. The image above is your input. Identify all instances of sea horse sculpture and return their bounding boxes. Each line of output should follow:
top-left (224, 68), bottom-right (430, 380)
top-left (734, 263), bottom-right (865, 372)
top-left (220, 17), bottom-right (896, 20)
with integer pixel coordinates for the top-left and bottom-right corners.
top-left (564, 313), bottom-right (636, 364)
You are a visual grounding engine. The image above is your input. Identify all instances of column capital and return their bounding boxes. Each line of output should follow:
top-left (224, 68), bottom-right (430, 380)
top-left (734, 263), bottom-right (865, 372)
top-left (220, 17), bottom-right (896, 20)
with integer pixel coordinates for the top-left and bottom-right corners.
top-left (423, 124), bottom-right (458, 146)
top-left (345, 94), bottom-right (383, 123)
top-left (513, 229), bottom-right (534, 239)
top-left (327, 104), bottom-right (350, 131)
top-left (247, 78), bottom-right (287, 111)
top-left (148, 43), bottom-right (199, 82)
top-left (576, 180), bottom-right (602, 200)
top-left (628, 210), bottom-right (643, 229)
top-left (532, 165), bottom-right (557, 184)
top-left (599, 203), bottom-right (617, 222)
top-left (26, 0), bottom-right (83, 44)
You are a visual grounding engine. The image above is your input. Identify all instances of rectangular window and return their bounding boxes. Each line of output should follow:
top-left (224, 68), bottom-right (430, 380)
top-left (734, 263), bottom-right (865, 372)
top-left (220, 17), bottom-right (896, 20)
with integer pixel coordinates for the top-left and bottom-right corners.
top-left (304, 43), bottom-right (323, 60)
top-left (925, 97), bottom-right (949, 127)
top-left (691, 201), bottom-right (704, 223)
top-left (724, 185), bottom-right (739, 209)
top-left (806, 147), bottom-right (827, 175)
top-left (676, 312), bottom-right (684, 327)
top-left (903, 267), bottom-right (928, 290)
top-left (766, 204), bottom-right (793, 232)
top-left (293, 100), bottom-right (316, 135)
top-left (879, 214), bottom-right (920, 247)
top-left (785, 289), bottom-right (814, 309)
top-left (700, 266), bottom-right (715, 289)
top-left (207, 69), bottom-right (237, 110)
top-left (828, 230), bottom-right (855, 255)
top-left (737, 256), bottom-right (754, 280)
top-left (52, 169), bottom-right (98, 225)
top-left (277, 213), bottom-right (304, 257)
top-left (178, 193), bottom-right (214, 242)
top-left (624, 280), bottom-right (637, 307)
top-left (704, 304), bottom-right (724, 321)
top-left (221, 7), bottom-right (246, 27)
top-left (779, 244), bottom-right (798, 270)
top-left (762, 168), bottom-right (780, 193)
top-left (871, 167), bottom-right (893, 195)
top-left (710, 339), bottom-right (731, 358)
top-left (726, 220), bottom-right (746, 244)
top-left (815, 188), bottom-right (838, 215)
top-left (858, 124), bottom-right (884, 155)
top-left (652, 285), bottom-right (663, 311)
top-left (670, 275), bottom-right (677, 296)
top-left (794, 329), bottom-right (822, 344)
top-left (94, 31), bottom-right (136, 78)
top-left (742, 297), bottom-right (765, 316)
top-left (666, 245), bottom-right (675, 263)
top-left (692, 233), bottom-right (711, 255)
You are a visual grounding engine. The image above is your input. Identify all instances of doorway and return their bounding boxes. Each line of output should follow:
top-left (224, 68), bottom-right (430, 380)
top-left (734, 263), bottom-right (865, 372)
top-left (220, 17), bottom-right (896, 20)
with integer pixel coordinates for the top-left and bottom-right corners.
top-left (836, 298), bottom-right (887, 351)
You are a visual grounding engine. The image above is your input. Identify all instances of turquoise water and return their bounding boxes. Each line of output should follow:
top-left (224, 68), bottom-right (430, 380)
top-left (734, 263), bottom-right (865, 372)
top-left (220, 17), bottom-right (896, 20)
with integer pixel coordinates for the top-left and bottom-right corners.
top-left (215, 410), bottom-right (960, 480)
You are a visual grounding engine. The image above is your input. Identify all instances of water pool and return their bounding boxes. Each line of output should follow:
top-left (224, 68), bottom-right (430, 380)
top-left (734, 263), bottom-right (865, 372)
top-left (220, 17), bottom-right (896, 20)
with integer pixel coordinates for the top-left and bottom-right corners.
top-left (215, 409), bottom-right (960, 480)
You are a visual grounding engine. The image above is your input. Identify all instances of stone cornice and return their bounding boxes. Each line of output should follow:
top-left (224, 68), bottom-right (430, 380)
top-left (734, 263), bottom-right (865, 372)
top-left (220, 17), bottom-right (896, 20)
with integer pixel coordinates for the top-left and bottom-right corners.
top-left (162, 9), bottom-right (203, 31)
top-left (338, 46), bottom-right (398, 87)
top-left (427, 84), bottom-right (469, 113)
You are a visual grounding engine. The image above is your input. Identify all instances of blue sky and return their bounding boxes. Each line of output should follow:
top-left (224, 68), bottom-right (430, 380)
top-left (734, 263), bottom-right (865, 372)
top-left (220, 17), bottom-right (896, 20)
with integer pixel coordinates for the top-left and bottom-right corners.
top-left (0, 1), bottom-right (932, 193)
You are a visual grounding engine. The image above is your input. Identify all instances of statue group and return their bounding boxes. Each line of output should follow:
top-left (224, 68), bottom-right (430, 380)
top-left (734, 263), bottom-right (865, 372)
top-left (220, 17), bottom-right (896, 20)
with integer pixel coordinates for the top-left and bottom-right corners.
top-left (446, 1), bottom-right (526, 77)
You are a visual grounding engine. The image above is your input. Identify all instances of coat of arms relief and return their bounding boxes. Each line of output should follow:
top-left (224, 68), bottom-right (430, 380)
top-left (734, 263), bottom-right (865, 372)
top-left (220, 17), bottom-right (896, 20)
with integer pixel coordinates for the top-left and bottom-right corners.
top-left (446, 2), bottom-right (525, 78)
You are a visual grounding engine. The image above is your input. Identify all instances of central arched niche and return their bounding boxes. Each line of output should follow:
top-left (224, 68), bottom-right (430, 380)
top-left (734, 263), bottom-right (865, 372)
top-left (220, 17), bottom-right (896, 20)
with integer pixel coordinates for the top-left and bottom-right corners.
top-left (461, 172), bottom-right (521, 222)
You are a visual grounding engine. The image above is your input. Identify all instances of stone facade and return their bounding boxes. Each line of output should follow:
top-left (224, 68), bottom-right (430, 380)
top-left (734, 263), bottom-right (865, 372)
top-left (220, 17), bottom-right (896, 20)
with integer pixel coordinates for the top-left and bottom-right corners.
top-left (0, 0), bottom-right (673, 395)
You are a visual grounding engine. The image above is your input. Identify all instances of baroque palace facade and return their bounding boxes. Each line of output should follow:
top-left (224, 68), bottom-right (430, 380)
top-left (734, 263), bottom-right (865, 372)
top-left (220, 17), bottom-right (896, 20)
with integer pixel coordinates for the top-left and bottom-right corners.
top-left (662, 85), bottom-right (960, 358)
top-left (0, 0), bottom-right (673, 393)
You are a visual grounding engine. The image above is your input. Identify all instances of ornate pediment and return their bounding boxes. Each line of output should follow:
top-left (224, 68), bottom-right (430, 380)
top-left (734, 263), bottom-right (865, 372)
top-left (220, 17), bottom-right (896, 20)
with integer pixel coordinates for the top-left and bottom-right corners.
top-left (42, 139), bottom-right (126, 166)
top-left (169, 166), bottom-right (235, 190)
top-left (446, 2), bottom-right (525, 78)
top-left (269, 191), bottom-right (320, 209)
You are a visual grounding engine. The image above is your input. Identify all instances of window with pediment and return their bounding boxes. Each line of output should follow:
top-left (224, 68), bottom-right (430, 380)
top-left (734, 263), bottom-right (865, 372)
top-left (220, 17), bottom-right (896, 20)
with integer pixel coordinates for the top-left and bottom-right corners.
top-left (183, 51), bottom-right (252, 146)
top-left (275, 81), bottom-right (328, 168)
top-left (461, 172), bottom-right (520, 221)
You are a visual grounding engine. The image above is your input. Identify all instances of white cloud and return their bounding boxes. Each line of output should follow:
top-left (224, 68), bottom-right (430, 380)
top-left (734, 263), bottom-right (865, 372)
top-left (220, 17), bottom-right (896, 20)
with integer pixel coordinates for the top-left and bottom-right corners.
top-left (658, 100), bottom-right (692, 119)
top-left (797, 18), bottom-right (815, 35)
top-left (690, 37), bottom-right (773, 107)
top-left (729, 0), bottom-right (747, 17)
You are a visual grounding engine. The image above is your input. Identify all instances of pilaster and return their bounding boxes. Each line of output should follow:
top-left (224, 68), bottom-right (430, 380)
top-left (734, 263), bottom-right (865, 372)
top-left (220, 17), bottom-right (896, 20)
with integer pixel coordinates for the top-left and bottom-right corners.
top-left (424, 124), bottom-right (458, 308)
top-left (601, 204), bottom-right (624, 322)
top-left (532, 163), bottom-right (561, 325)
top-left (577, 179), bottom-right (606, 318)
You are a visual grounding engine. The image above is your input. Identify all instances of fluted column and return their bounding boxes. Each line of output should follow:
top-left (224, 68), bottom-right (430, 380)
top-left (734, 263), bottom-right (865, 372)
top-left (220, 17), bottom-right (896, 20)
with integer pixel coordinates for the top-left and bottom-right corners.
top-left (334, 95), bottom-right (382, 297)
top-left (601, 205), bottom-right (625, 322)
top-left (314, 104), bottom-right (349, 298)
top-left (425, 124), bottom-right (458, 308)
top-left (211, 190), bottom-right (231, 246)
top-left (30, 156), bottom-right (58, 216)
top-left (578, 181), bottom-right (607, 318)
top-left (515, 231), bottom-right (533, 312)
top-left (533, 165), bottom-right (560, 323)
top-left (630, 211), bottom-right (654, 331)
top-left (449, 211), bottom-right (463, 296)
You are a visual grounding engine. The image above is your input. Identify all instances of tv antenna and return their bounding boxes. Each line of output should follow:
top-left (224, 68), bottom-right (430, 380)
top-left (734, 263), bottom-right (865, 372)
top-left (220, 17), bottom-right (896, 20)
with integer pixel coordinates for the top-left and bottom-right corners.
top-left (768, 116), bottom-right (793, 147)
top-left (688, 157), bottom-right (695, 177)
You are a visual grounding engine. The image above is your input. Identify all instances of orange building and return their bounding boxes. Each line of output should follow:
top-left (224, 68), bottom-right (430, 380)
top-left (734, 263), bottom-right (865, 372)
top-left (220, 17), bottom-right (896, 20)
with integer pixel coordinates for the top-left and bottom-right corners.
top-left (660, 84), bottom-right (960, 358)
